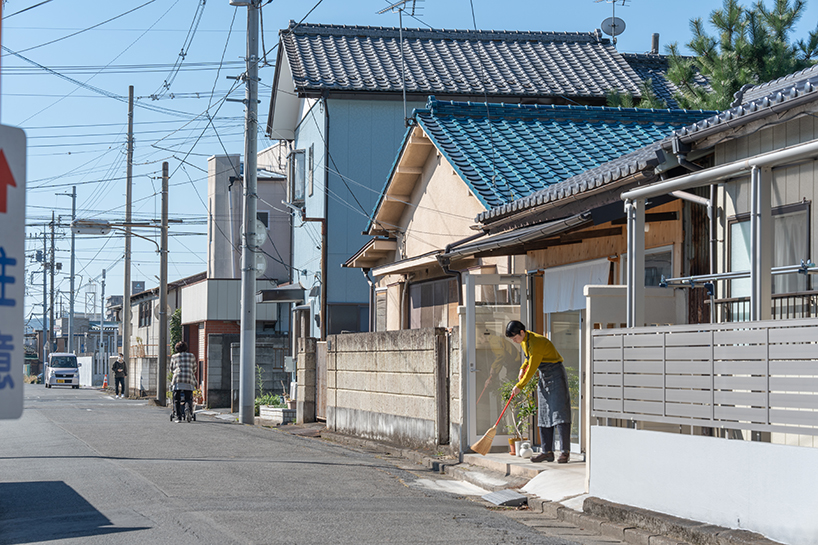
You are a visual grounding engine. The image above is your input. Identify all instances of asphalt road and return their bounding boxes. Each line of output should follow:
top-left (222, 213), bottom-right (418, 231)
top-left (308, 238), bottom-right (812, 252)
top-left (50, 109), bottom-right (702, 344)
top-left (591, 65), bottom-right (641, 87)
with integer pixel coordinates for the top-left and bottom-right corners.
top-left (0, 385), bottom-right (584, 545)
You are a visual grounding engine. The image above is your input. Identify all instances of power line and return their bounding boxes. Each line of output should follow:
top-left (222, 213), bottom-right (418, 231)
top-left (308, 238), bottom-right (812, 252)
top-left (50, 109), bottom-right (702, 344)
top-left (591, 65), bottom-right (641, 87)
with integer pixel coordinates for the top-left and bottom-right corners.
top-left (4, 0), bottom-right (159, 56)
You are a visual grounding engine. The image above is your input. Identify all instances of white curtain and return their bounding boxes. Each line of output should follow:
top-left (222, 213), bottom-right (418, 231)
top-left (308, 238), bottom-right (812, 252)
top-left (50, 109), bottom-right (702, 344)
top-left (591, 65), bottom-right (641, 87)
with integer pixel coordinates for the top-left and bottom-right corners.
top-left (543, 259), bottom-right (610, 313)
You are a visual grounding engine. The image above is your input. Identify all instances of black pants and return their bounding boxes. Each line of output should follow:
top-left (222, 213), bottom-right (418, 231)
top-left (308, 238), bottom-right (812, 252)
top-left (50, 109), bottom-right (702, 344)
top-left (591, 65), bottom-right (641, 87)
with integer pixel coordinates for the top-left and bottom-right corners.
top-left (115, 377), bottom-right (125, 396)
top-left (540, 423), bottom-right (571, 453)
top-left (174, 390), bottom-right (192, 420)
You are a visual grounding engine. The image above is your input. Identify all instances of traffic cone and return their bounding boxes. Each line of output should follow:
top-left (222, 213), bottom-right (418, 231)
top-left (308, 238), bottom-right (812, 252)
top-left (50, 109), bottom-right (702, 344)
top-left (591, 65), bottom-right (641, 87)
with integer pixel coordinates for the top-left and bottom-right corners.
top-left (102, 374), bottom-right (108, 388)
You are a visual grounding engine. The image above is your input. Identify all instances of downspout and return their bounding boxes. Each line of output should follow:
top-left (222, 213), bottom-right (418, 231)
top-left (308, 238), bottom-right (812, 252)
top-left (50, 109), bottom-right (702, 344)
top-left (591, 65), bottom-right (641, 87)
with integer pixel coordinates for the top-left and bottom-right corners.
top-left (670, 148), bottom-right (718, 305)
top-left (362, 268), bottom-right (374, 332)
top-left (322, 95), bottom-right (329, 339)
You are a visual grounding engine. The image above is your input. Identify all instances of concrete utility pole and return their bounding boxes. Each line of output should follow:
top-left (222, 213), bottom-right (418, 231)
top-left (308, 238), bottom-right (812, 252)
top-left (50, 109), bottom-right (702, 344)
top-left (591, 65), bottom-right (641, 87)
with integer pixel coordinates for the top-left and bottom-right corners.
top-left (58, 186), bottom-right (77, 352)
top-left (233, 0), bottom-right (260, 425)
top-left (49, 212), bottom-right (55, 352)
top-left (41, 227), bottom-right (48, 363)
top-left (157, 162), bottom-right (169, 406)
top-left (123, 85), bottom-right (134, 397)
top-left (100, 269), bottom-right (105, 375)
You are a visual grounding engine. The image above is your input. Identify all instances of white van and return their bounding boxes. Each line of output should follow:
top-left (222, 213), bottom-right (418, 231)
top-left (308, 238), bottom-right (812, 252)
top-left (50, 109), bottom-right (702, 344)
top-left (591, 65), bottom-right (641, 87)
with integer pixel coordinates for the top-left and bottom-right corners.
top-left (45, 353), bottom-right (81, 389)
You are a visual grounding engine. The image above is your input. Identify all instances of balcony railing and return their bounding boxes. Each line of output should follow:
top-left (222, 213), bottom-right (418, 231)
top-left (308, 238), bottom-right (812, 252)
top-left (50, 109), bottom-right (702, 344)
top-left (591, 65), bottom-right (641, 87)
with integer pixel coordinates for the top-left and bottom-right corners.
top-left (710, 290), bottom-right (818, 323)
top-left (591, 318), bottom-right (818, 437)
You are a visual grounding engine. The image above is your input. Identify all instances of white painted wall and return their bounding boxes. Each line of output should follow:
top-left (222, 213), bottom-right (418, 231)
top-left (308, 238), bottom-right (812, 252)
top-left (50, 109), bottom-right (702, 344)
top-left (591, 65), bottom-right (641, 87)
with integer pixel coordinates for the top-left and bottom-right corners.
top-left (590, 426), bottom-right (818, 545)
top-left (181, 279), bottom-right (279, 324)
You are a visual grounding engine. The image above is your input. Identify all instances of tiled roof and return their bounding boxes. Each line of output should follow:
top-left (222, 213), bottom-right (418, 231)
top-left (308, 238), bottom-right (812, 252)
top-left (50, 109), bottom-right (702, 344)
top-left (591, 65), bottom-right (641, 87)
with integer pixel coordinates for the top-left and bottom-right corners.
top-left (672, 68), bottom-right (818, 143)
top-left (410, 98), bottom-right (712, 212)
top-left (476, 141), bottom-right (667, 224)
top-left (621, 53), bottom-right (711, 109)
top-left (280, 22), bottom-right (645, 98)
top-left (736, 64), bottom-right (818, 105)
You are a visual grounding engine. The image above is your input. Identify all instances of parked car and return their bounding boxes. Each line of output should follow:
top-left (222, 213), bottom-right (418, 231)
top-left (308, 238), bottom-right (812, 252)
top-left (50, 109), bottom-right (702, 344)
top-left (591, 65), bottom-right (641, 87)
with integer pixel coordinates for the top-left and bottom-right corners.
top-left (44, 353), bottom-right (80, 389)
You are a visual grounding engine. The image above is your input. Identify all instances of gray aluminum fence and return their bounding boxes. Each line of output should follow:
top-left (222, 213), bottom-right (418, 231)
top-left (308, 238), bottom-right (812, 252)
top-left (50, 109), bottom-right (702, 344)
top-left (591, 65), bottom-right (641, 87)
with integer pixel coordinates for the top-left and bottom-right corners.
top-left (592, 318), bottom-right (818, 436)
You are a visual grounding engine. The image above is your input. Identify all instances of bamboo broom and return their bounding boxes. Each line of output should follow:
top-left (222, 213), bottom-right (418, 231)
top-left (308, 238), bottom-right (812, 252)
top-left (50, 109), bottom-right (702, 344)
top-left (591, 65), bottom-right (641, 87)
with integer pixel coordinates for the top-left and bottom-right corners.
top-left (470, 392), bottom-right (515, 456)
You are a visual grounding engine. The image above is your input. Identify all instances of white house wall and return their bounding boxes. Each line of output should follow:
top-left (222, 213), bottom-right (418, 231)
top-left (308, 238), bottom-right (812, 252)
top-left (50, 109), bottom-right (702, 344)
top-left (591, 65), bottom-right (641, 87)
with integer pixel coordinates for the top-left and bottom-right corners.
top-left (590, 425), bottom-right (818, 545)
top-left (207, 154), bottom-right (242, 279)
top-left (181, 279), bottom-right (279, 324)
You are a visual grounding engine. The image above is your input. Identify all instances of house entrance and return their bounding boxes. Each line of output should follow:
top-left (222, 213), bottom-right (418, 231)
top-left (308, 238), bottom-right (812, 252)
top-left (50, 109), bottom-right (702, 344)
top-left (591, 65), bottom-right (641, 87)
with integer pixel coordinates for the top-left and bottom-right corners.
top-left (465, 274), bottom-right (527, 451)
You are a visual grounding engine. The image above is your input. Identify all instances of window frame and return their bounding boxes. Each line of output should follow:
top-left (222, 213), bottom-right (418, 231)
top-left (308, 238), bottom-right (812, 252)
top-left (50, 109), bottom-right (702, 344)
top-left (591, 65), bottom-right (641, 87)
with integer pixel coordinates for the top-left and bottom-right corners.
top-left (727, 201), bottom-right (811, 296)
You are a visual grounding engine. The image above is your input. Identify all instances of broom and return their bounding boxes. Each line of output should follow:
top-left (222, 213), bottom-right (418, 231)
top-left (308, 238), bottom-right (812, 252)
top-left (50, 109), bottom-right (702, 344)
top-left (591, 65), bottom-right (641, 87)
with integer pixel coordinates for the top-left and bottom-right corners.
top-left (470, 392), bottom-right (515, 456)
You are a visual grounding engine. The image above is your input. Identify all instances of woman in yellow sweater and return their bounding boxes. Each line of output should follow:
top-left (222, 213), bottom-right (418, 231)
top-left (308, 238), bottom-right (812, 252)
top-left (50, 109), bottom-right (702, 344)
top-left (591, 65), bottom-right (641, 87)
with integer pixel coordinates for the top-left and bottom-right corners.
top-left (506, 320), bottom-right (571, 463)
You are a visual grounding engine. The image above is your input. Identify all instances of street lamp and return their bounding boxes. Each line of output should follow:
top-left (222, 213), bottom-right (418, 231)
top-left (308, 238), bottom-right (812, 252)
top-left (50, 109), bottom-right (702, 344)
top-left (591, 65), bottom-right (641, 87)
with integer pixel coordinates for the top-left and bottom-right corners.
top-left (70, 162), bottom-right (170, 406)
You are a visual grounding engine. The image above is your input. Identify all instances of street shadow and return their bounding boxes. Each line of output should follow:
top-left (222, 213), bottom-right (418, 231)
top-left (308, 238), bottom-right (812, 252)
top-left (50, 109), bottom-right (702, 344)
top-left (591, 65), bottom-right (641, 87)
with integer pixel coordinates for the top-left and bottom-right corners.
top-left (0, 481), bottom-right (149, 545)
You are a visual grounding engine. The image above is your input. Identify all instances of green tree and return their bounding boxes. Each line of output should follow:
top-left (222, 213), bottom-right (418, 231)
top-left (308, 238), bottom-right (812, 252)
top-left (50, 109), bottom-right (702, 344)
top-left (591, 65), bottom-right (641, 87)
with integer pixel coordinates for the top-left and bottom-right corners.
top-left (169, 308), bottom-right (182, 351)
top-left (606, 79), bottom-right (668, 109)
top-left (667, 0), bottom-right (818, 111)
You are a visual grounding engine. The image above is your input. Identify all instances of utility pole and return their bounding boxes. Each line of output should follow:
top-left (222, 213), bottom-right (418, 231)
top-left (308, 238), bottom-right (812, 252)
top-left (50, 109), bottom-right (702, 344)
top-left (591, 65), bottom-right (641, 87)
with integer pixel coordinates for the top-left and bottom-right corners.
top-left (123, 85), bottom-right (134, 397)
top-left (232, 0), bottom-right (260, 425)
top-left (42, 226), bottom-right (48, 363)
top-left (100, 269), bottom-right (105, 376)
top-left (49, 212), bottom-right (56, 353)
top-left (58, 186), bottom-right (77, 352)
top-left (157, 162), bottom-right (169, 406)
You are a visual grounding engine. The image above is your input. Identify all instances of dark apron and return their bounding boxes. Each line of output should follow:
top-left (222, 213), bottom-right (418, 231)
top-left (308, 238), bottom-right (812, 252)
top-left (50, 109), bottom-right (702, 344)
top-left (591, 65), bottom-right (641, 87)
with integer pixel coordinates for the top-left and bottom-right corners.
top-left (537, 361), bottom-right (571, 428)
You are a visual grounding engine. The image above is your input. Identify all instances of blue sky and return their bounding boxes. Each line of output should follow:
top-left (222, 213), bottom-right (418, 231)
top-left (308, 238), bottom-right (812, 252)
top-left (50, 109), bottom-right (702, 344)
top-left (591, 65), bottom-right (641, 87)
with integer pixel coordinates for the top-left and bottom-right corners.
top-left (6, 0), bottom-right (818, 327)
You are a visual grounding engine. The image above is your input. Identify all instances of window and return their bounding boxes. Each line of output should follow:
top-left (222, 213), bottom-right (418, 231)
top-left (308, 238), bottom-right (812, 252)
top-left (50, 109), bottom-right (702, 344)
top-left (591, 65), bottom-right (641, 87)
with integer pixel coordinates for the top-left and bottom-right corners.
top-left (138, 301), bottom-right (152, 328)
top-left (409, 278), bottom-right (458, 329)
top-left (288, 149), bottom-right (306, 205)
top-left (257, 210), bottom-right (269, 229)
top-left (621, 246), bottom-right (673, 287)
top-left (728, 203), bottom-right (810, 296)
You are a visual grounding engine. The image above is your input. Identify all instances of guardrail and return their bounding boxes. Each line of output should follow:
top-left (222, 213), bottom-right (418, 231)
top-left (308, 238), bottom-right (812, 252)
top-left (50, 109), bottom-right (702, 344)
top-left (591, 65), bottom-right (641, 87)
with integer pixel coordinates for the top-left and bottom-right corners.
top-left (592, 318), bottom-right (818, 436)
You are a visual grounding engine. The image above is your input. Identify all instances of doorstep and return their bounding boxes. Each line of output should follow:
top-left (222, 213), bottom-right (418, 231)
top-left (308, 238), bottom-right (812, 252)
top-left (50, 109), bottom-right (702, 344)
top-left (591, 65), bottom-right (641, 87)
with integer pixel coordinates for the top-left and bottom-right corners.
top-left (463, 450), bottom-right (583, 480)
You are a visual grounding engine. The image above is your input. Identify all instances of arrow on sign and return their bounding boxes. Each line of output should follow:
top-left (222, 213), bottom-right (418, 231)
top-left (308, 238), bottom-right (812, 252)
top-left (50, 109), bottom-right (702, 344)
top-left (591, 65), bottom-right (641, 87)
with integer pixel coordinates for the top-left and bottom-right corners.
top-left (0, 150), bottom-right (16, 214)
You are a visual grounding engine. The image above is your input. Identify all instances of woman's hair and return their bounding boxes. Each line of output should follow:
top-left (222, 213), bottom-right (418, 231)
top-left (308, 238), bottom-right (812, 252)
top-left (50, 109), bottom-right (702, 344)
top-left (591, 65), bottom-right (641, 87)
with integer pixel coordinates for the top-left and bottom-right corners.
top-left (175, 341), bottom-right (188, 353)
top-left (505, 320), bottom-right (526, 338)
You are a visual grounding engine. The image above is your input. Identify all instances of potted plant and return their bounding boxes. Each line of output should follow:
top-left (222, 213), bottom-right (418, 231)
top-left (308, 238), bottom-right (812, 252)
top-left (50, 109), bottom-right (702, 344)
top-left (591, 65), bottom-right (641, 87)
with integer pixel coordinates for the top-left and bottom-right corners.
top-left (499, 377), bottom-right (538, 455)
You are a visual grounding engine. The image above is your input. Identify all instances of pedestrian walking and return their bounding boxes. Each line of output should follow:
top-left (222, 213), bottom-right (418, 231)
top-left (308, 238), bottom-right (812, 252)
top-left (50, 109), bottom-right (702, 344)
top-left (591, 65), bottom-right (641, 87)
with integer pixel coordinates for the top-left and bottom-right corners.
top-left (505, 320), bottom-right (571, 463)
top-left (112, 353), bottom-right (128, 399)
top-left (170, 341), bottom-right (197, 423)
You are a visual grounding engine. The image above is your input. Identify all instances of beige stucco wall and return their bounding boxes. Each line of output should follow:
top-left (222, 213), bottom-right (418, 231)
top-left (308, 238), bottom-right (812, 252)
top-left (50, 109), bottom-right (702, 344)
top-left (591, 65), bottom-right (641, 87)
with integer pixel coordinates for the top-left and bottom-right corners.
top-left (401, 153), bottom-right (486, 259)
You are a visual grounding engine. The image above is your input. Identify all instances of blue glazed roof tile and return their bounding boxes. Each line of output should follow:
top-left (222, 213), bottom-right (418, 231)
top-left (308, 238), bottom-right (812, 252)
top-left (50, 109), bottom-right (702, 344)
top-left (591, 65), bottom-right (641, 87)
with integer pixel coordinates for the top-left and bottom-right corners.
top-left (404, 98), bottom-right (712, 219)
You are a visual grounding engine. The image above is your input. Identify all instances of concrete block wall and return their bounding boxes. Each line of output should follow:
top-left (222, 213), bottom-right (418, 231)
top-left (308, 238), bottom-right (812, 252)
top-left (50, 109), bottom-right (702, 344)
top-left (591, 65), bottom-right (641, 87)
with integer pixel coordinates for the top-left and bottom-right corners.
top-left (325, 327), bottom-right (456, 451)
top-left (227, 335), bottom-right (289, 411)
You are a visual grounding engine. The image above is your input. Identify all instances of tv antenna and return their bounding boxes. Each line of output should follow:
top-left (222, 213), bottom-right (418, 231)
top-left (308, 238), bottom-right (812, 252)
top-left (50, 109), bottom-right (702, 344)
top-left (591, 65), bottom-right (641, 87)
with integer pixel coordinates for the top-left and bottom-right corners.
top-left (377, 0), bottom-right (425, 126)
top-left (596, 0), bottom-right (629, 47)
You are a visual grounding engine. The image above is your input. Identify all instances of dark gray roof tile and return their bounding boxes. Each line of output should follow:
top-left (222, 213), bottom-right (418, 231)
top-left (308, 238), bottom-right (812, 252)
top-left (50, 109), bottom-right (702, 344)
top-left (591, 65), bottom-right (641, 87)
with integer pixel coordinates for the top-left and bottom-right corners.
top-left (281, 23), bottom-right (644, 98)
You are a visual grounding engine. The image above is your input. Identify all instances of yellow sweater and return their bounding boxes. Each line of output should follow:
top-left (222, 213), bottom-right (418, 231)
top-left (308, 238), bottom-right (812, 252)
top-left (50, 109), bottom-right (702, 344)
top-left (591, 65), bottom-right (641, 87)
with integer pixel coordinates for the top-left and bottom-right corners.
top-left (515, 330), bottom-right (563, 390)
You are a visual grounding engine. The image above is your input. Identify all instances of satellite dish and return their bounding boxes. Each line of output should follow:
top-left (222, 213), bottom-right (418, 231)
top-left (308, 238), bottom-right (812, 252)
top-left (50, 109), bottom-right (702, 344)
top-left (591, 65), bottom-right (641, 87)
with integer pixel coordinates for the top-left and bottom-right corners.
top-left (254, 253), bottom-right (267, 275)
top-left (601, 17), bottom-right (626, 37)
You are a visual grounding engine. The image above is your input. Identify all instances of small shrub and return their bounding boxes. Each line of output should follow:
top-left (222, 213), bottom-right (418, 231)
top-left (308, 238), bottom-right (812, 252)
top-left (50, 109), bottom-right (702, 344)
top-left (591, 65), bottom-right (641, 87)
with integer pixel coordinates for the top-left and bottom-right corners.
top-left (254, 393), bottom-right (286, 415)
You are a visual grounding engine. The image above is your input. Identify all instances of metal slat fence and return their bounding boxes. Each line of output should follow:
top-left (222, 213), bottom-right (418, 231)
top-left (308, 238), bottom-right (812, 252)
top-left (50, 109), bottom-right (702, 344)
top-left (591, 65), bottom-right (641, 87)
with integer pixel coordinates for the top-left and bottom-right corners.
top-left (592, 318), bottom-right (818, 436)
